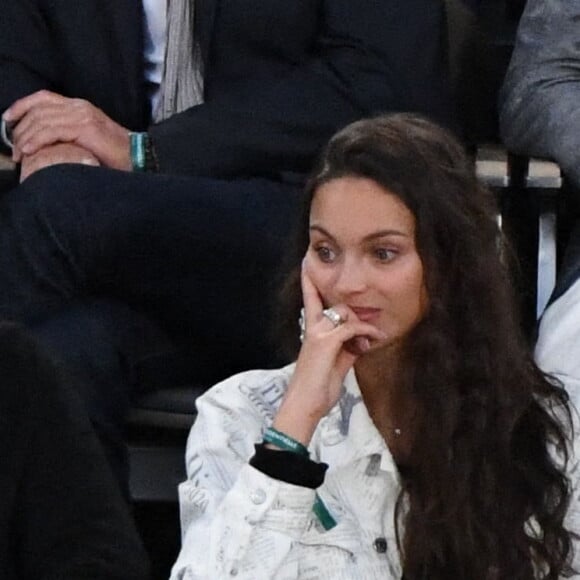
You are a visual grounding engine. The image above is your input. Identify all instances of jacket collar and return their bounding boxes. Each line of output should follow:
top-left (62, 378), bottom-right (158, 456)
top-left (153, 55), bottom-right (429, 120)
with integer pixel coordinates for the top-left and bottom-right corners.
top-left (313, 369), bottom-right (399, 480)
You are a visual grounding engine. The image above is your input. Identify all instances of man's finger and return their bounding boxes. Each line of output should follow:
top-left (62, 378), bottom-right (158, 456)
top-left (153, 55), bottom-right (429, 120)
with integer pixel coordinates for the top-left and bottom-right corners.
top-left (11, 105), bottom-right (70, 149)
top-left (19, 124), bottom-right (79, 158)
top-left (3, 90), bottom-right (64, 123)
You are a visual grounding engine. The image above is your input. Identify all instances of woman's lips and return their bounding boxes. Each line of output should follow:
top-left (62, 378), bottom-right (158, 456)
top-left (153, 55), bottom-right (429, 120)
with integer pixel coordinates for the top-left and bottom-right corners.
top-left (349, 307), bottom-right (381, 322)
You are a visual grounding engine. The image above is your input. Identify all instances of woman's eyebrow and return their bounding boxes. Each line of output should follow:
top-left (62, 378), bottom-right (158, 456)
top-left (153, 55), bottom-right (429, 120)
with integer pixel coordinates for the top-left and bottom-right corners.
top-left (309, 224), bottom-right (410, 241)
top-left (362, 229), bottom-right (410, 241)
top-left (309, 224), bottom-right (336, 242)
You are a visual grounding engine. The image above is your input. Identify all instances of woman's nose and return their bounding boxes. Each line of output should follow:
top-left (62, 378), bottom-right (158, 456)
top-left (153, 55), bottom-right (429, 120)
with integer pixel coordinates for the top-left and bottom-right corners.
top-left (334, 258), bottom-right (367, 295)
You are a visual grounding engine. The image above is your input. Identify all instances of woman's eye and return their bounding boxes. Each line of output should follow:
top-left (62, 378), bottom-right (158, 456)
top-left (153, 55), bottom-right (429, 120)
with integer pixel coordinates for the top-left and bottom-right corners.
top-left (374, 248), bottom-right (396, 262)
top-left (315, 246), bottom-right (336, 263)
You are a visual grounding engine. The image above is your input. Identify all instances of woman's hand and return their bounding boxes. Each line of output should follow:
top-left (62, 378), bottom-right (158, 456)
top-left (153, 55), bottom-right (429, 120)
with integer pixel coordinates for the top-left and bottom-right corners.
top-left (4, 90), bottom-right (131, 171)
top-left (271, 260), bottom-right (386, 446)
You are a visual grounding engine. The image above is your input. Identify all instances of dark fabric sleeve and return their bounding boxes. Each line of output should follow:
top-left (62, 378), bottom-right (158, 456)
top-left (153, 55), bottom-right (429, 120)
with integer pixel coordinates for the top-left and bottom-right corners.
top-left (0, 322), bottom-right (150, 580)
top-left (249, 444), bottom-right (328, 489)
top-left (0, 0), bottom-right (57, 117)
top-left (149, 0), bottom-right (453, 179)
top-left (0, 0), bottom-right (147, 155)
top-left (0, 0), bottom-right (58, 154)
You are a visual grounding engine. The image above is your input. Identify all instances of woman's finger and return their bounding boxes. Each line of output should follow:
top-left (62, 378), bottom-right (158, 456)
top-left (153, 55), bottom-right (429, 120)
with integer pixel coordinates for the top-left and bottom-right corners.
top-left (305, 313), bottom-right (386, 352)
top-left (320, 304), bottom-right (350, 330)
top-left (301, 257), bottom-right (324, 327)
top-left (344, 336), bottom-right (372, 356)
top-left (333, 319), bottom-right (387, 344)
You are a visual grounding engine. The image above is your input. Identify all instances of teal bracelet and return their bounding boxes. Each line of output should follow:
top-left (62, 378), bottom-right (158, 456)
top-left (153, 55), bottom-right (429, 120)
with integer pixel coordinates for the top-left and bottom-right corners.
top-left (263, 427), bottom-right (309, 457)
top-left (129, 132), bottom-right (146, 172)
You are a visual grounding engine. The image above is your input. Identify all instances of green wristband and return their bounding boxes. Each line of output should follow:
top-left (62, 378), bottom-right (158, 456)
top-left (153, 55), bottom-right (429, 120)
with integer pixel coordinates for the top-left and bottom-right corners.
top-left (129, 132), bottom-right (146, 172)
top-left (263, 427), bottom-right (309, 457)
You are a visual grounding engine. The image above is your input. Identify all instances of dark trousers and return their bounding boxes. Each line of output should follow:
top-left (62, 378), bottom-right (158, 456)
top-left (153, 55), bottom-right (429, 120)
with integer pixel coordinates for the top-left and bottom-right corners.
top-left (0, 164), bottom-right (303, 484)
top-left (0, 322), bottom-right (149, 579)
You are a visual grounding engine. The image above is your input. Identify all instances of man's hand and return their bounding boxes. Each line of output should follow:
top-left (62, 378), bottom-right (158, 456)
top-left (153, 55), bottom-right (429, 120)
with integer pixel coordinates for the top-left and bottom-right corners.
top-left (4, 90), bottom-right (131, 171)
top-left (19, 143), bottom-right (100, 183)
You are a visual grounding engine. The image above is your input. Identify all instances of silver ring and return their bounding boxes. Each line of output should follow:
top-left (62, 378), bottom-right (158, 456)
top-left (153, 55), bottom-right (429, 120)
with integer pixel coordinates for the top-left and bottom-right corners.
top-left (322, 307), bottom-right (344, 327)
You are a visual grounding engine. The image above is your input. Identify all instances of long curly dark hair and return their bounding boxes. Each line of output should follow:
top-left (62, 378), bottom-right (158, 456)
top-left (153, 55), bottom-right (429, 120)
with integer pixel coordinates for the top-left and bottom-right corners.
top-left (279, 113), bottom-right (575, 579)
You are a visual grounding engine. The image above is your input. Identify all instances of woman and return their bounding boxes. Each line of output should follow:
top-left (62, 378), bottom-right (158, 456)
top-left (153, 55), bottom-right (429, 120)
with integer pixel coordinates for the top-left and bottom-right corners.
top-left (170, 114), bottom-right (579, 579)
top-left (0, 322), bottom-right (149, 579)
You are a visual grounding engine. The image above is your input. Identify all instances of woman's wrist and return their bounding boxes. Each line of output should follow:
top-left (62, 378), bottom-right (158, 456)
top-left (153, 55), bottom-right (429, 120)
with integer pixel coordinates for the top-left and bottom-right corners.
top-left (263, 427), bottom-right (309, 456)
top-left (271, 396), bottom-right (324, 448)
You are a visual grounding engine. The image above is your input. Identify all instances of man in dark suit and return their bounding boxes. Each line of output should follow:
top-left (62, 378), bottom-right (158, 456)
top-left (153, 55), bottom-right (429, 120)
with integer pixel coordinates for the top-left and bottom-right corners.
top-left (0, 0), bottom-right (452, 486)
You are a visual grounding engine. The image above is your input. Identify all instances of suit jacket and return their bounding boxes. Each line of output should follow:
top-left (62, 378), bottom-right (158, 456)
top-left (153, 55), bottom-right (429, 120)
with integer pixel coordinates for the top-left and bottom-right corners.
top-left (500, 0), bottom-right (580, 193)
top-left (0, 0), bottom-right (452, 180)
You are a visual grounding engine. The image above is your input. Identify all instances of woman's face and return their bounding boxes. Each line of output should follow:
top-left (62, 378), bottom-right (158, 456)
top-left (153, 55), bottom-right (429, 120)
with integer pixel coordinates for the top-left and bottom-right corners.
top-left (306, 176), bottom-right (428, 351)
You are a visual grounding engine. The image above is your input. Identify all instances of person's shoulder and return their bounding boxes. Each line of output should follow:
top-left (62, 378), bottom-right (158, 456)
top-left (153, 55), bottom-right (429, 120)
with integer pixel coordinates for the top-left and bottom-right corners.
top-left (200, 363), bottom-right (295, 402)
top-left (197, 363), bottom-right (295, 416)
